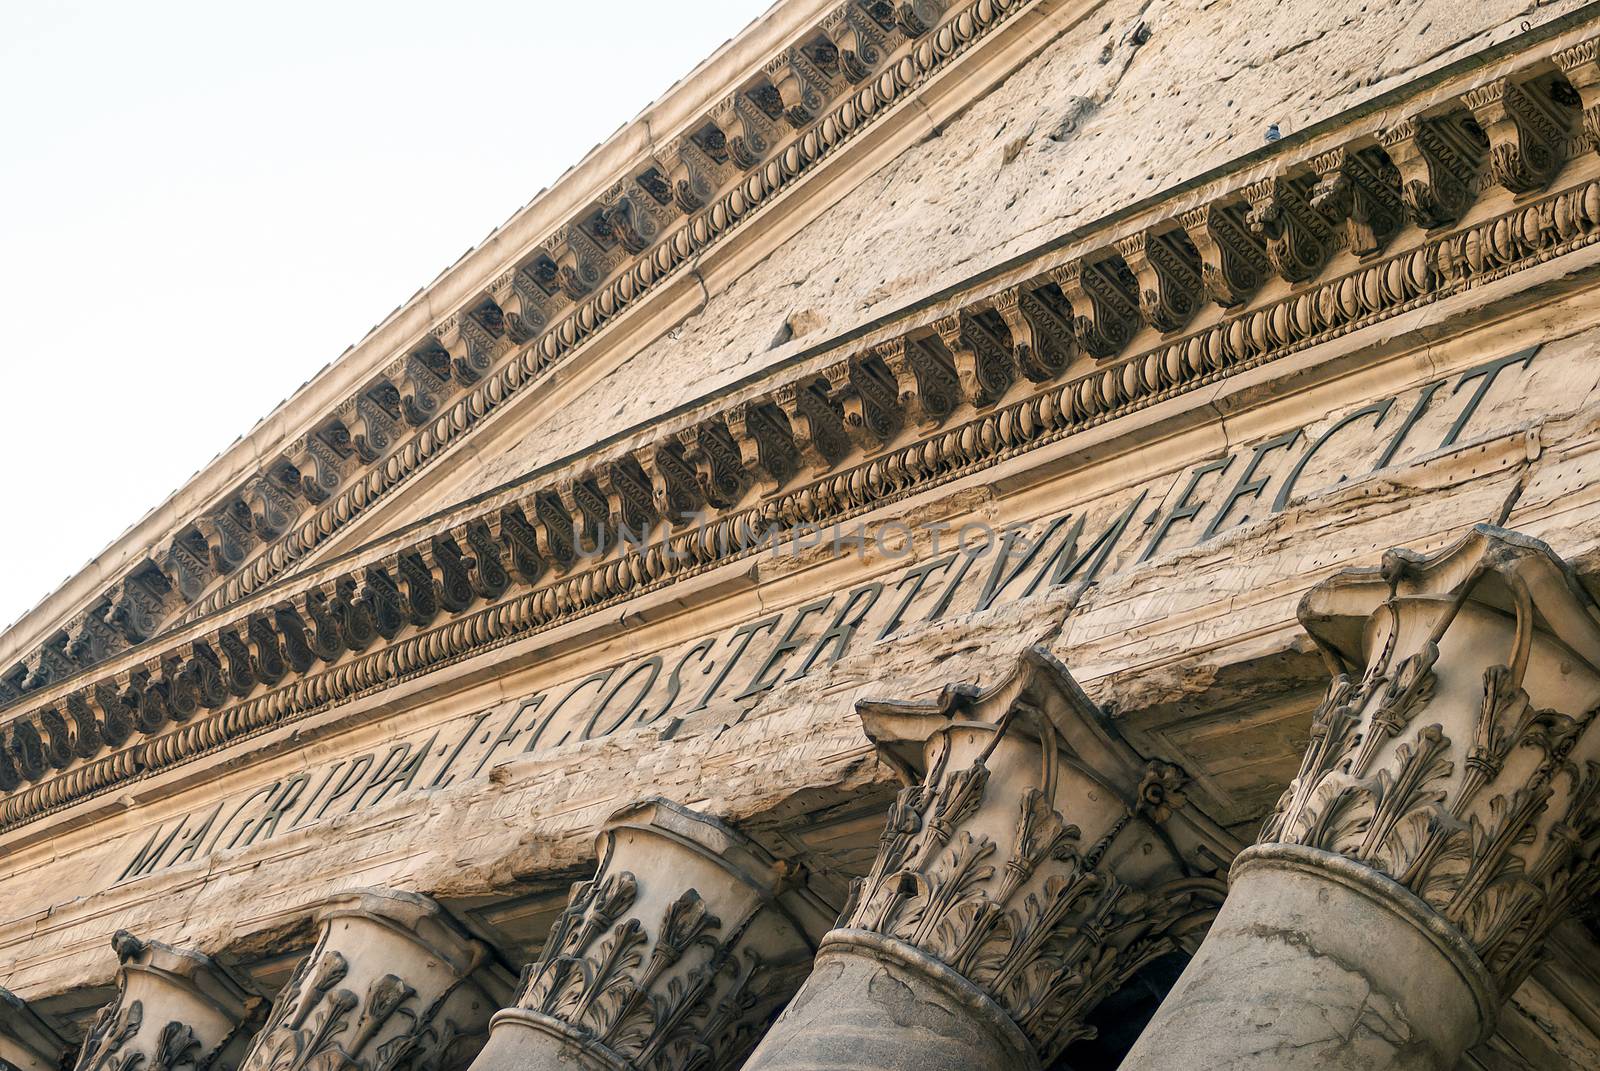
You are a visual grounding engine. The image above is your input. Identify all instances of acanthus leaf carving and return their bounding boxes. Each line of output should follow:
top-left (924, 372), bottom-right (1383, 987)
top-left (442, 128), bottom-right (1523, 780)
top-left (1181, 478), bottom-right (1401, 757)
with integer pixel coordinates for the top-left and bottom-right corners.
top-left (774, 376), bottom-right (854, 471)
top-left (644, 441), bottom-right (708, 528)
top-left (866, 336), bottom-right (953, 433)
top-left (72, 932), bottom-right (259, 1071)
top-left (1115, 228), bottom-right (1206, 334)
top-left (1309, 145), bottom-right (1406, 258)
top-left (726, 401), bottom-right (800, 496)
top-left (1179, 200), bottom-right (1269, 309)
top-left (1262, 527), bottom-right (1600, 995)
top-left (1556, 39), bottom-right (1600, 156)
top-left (839, 351), bottom-right (904, 448)
top-left (1379, 113), bottom-right (1486, 231)
top-left (1051, 257), bottom-right (1139, 360)
top-left (489, 799), bottom-right (829, 1071)
top-left (935, 310), bottom-right (1015, 409)
top-left (763, 47), bottom-right (833, 130)
top-left (708, 93), bottom-right (778, 171)
top-left (822, 3), bottom-right (890, 84)
top-left (680, 419), bottom-right (749, 510)
top-left (238, 889), bottom-right (508, 1071)
top-left (819, 647), bottom-right (1235, 1067)
top-left (1243, 175), bottom-right (1336, 283)
top-left (991, 283), bottom-right (1075, 381)
top-left (1462, 77), bottom-right (1574, 196)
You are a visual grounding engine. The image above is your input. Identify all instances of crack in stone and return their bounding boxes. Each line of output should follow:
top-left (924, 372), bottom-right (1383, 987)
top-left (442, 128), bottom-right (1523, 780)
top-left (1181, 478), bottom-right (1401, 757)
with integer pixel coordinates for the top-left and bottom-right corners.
top-left (1235, 922), bottom-right (1423, 1054)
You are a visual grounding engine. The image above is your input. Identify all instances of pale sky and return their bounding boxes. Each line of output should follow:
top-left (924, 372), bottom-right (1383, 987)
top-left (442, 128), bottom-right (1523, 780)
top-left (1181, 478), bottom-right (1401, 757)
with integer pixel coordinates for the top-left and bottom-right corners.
top-left (0, 0), bottom-right (774, 632)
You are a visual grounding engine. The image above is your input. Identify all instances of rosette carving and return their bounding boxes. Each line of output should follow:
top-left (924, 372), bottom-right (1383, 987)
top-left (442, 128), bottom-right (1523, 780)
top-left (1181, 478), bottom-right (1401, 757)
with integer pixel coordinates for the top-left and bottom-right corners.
top-left (470, 798), bottom-right (832, 1071)
top-left (71, 932), bottom-right (259, 1071)
top-left (744, 647), bottom-right (1236, 1071)
top-left (238, 890), bottom-right (511, 1071)
top-left (1378, 113), bottom-right (1484, 230)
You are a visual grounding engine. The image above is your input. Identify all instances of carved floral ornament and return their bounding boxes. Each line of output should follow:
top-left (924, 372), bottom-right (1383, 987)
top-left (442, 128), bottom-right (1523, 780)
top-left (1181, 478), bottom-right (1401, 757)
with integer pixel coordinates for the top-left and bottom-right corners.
top-left (237, 889), bottom-right (513, 1071)
top-left (473, 798), bottom-right (833, 1071)
top-left (742, 647), bottom-right (1237, 1069)
top-left (4, 29), bottom-right (1600, 830)
top-left (69, 931), bottom-right (261, 1071)
top-left (1263, 525), bottom-right (1600, 997)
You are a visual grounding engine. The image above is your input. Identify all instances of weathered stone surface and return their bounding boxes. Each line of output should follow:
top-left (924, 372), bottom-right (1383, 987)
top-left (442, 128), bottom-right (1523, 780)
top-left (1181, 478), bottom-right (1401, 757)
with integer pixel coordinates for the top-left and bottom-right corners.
top-left (472, 798), bottom-right (831, 1071)
top-left (8, 2), bottom-right (1600, 1066)
top-left (439, 0), bottom-right (1590, 507)
top-left (1121, 847), bottom-right (1492, 1071)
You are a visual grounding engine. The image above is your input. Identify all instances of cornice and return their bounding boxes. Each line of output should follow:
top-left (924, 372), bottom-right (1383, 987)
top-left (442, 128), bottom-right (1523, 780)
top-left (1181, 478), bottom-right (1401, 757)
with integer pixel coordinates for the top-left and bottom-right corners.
top-left (4, 20), bottom-right (1600, 835)
top-left (9, 14), bottom-right (1600, 832)
top-left (0, 0), bottom-right (1033, 699)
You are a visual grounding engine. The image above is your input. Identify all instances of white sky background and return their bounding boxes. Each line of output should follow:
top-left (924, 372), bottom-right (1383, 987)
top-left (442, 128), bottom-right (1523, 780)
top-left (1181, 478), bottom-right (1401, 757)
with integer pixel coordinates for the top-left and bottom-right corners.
top-left (0, 0), bottom-right (774, 632)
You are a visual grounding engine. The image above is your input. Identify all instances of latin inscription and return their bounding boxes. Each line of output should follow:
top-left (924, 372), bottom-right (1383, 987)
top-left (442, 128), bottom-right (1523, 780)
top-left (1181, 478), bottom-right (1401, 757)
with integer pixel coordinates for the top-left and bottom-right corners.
top-left (115, 348), bottom-right (1541, 883)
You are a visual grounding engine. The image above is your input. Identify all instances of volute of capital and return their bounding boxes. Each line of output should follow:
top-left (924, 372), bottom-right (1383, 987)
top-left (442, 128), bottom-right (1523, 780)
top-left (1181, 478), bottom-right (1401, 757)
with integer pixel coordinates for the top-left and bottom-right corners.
top-left (597, 797), bottom-right (836, 944)
top-left (839, 646), bottom-right (1235, 1065)
top-left (313, 888), bottom-right (506, 989)
top-left (856, 645), bottom-right (1239, 868)
top-left (1270, 524), bottom-right (1600, 995)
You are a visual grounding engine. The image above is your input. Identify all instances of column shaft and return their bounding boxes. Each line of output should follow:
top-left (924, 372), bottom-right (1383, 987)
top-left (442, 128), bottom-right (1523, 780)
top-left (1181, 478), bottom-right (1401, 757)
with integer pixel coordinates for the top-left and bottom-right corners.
top-left (743, 646), bottom-right (1236, 1071)
top-left (1122, 526), bottom-right (1600, 1071)
top-left (468, 797), bottom-right (833, 1071)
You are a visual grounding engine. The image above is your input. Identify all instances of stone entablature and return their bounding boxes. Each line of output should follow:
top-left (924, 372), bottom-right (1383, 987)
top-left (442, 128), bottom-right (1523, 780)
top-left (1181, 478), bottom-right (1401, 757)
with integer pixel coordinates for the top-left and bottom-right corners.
top-left (5, 18), bottom-right (1600, 840)
top-left (0, 0), bottom-right (1049, 714)
top-left (96, 333), bottom-right (1560, 889)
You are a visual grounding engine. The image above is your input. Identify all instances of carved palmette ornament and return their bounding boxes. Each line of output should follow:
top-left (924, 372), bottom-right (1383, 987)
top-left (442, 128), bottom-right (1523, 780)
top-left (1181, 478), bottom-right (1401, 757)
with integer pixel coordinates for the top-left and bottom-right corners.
top-left (1262, 525), bottom-right (1600, 996)
top-left (471, 798), bottom-right (833, 1071)
top-left (71, 932), bottom-right (260, 1071)
top-left (238, 890), bottom-right (512, 1071)
top-left (0, 986), bottom-right (67, 1071)
top-left (747, 647), bottom-right (1236, 1071)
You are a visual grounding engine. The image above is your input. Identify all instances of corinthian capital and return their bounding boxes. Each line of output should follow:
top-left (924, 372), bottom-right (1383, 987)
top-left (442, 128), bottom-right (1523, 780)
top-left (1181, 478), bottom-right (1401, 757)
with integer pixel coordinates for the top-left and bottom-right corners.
top-left (471, 798), bottom-right (832, 1071)
top-left (239, 889), bottom-right (512, 1071)
top-left (1267, 525), bottom-right (1600, 994)
top-left (1125, 526), bottom-right (1600, 1071)
top-left (72, 932), bottom-right (260, 1071)
top-left (745, 646), bottom-right (1236, 1071)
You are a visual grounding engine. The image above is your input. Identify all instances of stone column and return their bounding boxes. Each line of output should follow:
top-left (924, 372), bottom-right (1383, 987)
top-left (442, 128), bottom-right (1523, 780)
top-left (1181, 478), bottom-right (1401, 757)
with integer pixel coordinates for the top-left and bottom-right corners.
top-left (1121, 525), bottom-right (1600, 1071)
top-left (238, 888), bottom-right (513, 1071)
top-left (1, 987), bottom-right (67, 1071)
top-left (742, 646), bottom-right (1238, 1071)
top-left (70, 932), bottom-right (260, 1071)
top-left (468, 797), bottom-right (835, 1071)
